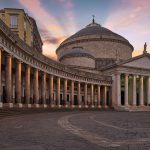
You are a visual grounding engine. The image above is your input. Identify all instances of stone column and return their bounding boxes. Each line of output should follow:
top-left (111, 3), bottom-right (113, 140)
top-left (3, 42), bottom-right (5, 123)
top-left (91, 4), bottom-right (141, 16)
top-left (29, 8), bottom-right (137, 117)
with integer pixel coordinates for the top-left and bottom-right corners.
top-left (25, 64), bottom-right (31, 107)
top-left (56, 77), bottom-right (60, 107)
top-left (71, 80), bottom-right (74, 107)
top-left (132, 75), bottom-right (137, 106)
top-left (116, 73), bottom-right (121, 106)
top-left (63, 79), bottom-right (67, 107)
top-left (49, 75), bottom-right (54, 107)
top-left (147, 76), bottom-right (150, 105)
top-left (15, 60), bottom-right (22, 108)
top-left (97, 85), bottom-right (101, 108)
top-left (140, 76), bottom-right (144, 106)
top-left (42, 72), bottom-right (47, 107)
top-left (91, 84), bottom-right (94, 108)
top-left (5, 54), bottom-right (13, 107)
top-left (77, 81), bottom-right (81, 108)
top-left (109, 86), bottom-right (112, 107)
top-left (0, 49), bottom-right (2, 107)
top-left (104, 86), bottom-right (107, 108)
top-left (125, 74), bottom-right (129, 106)
top-left (33, 68), bottom-right (39, 107)
top-left (84, 83), bottom-right (88, 108)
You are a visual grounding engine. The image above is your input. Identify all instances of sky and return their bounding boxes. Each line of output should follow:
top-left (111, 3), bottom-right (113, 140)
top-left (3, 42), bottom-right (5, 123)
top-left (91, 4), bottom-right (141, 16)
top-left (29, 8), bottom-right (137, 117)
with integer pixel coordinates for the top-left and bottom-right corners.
top-left (0, 0), bottom-right (150, 60)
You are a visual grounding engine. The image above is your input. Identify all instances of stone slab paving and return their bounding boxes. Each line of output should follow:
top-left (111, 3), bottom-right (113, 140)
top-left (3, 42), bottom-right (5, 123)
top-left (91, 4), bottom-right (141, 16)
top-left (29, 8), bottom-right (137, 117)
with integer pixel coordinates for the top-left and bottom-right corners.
top-left (0, 111), bottom-right (150, 150)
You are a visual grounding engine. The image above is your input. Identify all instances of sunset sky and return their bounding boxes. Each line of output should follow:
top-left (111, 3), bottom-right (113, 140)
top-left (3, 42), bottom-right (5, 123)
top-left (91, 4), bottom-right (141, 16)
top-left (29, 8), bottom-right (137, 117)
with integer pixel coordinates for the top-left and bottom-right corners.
top-left (0, 0), bottom-right (150, 59)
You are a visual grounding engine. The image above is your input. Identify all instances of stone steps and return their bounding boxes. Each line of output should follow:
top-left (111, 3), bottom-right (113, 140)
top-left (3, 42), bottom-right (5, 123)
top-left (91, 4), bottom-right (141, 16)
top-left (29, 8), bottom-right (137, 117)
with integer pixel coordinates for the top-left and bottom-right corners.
top-left (0, 107), bottom-right (114, 119)
top-left (115, 106), bottom-right (150, 112)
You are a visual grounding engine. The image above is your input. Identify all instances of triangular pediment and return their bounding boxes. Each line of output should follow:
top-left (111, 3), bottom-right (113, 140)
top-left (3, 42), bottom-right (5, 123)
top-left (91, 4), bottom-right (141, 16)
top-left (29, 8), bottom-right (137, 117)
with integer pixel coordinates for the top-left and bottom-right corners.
top-left (121, 54), bottom-right (150, 69)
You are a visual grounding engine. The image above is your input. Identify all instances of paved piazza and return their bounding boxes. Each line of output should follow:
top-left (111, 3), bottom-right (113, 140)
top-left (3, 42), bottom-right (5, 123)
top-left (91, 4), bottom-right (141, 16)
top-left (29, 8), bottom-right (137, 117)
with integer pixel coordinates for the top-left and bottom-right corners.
top-left (0, 111), bottom-right (150, 150)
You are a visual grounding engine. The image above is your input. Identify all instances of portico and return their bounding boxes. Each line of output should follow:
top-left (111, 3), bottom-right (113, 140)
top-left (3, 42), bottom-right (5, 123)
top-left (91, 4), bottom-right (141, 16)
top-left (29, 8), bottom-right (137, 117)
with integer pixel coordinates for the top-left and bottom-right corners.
top-left (107, 53), bottom-right (150, 110)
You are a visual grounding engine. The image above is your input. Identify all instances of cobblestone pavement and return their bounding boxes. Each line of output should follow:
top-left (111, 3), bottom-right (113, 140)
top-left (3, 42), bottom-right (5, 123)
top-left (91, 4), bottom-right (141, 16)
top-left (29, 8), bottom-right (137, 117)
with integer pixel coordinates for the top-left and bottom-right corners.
top-left (0, 111), bottom-right (150, 150)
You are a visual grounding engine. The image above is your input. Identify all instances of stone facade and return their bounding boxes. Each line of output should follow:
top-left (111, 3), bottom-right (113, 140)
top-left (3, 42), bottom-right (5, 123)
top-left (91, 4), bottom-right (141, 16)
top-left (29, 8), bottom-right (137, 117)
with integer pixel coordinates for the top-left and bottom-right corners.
top-left (61, 56), bottom-right (95, 68)
top-left (57, 39), bottom-right (132, 61)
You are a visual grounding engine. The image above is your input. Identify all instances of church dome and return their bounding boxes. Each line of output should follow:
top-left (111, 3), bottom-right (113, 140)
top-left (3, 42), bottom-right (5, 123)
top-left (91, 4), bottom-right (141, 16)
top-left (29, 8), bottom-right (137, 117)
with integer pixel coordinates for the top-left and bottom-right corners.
top-left (59, 47), bottom-right (94, 61)
top-left (56, 19), bottom-right (134, 69)
top-left (64, 22), bottom-right (128, 43)
top-left (60, 47), bottom-right (95, 68)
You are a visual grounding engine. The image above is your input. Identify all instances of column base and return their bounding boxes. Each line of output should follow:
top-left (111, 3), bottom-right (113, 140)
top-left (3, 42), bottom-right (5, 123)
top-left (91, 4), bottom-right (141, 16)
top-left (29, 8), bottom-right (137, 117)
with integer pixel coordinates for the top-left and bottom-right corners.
top-left (78, 105), bottom-right (82, 108)
top-left (51, 104), bottom-right (55, 108)
top-left (18, 103), bottom-right (23, 108)
top-left (58, 105), bottom-right (61, 108)
top-left (65, 105), bottom-right (68, 108)
top-left (43, 104), bottom-right (47, 108)
top-left (27, 104), bottom-right (32, 108)
top-left (0, 102), bottom-right (3, 108)
top-left (35, 104), bottom-right (39, 108)
top-left (125, 104), bottom-right (129, 107)
top-left (91, 105), bottom-right (95, 108)
top-left (71, 105), bottom-right (75, 108)
top-left (3, 103), bottom-right (13, 108)
top-left (85, 105), bottom-right (88, 108)
top-left (9, 103), bottom-right (13, 108)
top-left (97, 105), bottom-right (101, 108)
top-left (104, 105), bottom-right (108, 108)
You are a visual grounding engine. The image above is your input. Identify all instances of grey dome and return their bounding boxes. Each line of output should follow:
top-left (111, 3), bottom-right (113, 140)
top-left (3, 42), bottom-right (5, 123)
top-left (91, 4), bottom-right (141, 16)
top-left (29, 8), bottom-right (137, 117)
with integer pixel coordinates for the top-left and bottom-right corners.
top-left (56, 21), bottom-right (133, 53)
top-left (59, 47), bottom-right (95, 61)
top-left (67, 22), bottom-right (128, 42)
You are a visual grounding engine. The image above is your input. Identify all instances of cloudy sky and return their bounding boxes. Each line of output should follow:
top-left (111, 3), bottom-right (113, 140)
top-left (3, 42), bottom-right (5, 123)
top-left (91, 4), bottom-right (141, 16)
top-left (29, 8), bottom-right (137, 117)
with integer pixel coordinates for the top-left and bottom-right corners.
top-left (0, 0), bottom-right (150, 59)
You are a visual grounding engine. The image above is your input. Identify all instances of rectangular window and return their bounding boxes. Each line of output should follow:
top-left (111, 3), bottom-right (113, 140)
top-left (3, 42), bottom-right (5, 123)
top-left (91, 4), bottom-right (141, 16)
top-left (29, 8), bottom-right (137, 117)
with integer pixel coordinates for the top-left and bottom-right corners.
top-left (24, 19), bottom-right (27, 30)
top-left (10, 15), bottom-right (18, 28)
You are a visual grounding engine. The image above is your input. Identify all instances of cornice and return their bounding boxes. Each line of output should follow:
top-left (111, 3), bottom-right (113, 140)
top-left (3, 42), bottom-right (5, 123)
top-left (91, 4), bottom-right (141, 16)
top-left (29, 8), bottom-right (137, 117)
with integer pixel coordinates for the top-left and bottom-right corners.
top-left (59, 53), bottom-right (95, 61)
top-left (56, 36), bottom-right (134, 53)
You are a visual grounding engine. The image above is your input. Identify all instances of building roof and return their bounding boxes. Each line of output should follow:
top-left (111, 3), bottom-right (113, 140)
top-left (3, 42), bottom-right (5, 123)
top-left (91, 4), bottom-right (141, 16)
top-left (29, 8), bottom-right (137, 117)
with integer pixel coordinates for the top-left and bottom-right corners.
top-left (101, 52), bottom-right (150, 71)
top-left (56, 20), bottom-right (133, 53)
top-left (66, 21), bottom-right (129, 42)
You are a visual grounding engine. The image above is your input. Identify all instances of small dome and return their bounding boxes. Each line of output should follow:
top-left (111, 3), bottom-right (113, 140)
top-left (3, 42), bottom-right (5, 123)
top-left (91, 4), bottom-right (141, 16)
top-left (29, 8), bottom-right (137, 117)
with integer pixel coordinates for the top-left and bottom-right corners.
top-left (59, 47), bottom-right (95, 61)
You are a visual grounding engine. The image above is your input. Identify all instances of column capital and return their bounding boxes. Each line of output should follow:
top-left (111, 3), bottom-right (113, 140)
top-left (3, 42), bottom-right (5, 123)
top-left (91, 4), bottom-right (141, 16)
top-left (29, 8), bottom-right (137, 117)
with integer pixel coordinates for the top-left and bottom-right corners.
top-left (132, 74), bottom-right (137, 77)
top-left (140, 75), bottom-right (144, 78)
top-left (26, 64), bottom-right (30, 68)
top-left (125, 73), bottom-right (129, 76)
top-left (85, 82), bottom-right (88, 86)
top-left (6, 53), bottom-right (12, 58)
top-left (0, 47), bottom-right (4, 52)
top-left (114, 72), bottom-right (121, 76)
top-left (42, 71), bottom-right (46, 75)
top-left (16, 59), bottom-right (22, 64)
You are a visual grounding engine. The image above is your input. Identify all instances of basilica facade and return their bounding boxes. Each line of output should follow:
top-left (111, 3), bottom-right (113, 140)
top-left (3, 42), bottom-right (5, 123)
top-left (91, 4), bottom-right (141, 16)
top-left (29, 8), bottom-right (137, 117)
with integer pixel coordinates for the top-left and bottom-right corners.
top-left (0, 8), bottom-right (149, 111)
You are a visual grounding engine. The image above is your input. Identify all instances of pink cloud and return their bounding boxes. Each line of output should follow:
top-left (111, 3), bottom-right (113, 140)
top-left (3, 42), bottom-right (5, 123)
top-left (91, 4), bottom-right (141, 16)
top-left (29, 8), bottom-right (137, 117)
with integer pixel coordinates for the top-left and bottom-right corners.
top-left (55, 0), bottom-right (77, 34)
top-left (104, 0), bottom-right (150, 53)
top-left (18, 0), bottom-right (69, 59)
top-left (18, 0), bottom-right (65, 37)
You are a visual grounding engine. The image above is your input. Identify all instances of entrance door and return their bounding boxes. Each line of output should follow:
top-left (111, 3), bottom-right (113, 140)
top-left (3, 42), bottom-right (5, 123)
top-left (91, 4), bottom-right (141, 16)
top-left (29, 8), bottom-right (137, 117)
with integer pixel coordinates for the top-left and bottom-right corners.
top-left (74, 95), bottom-right (78, 105)
top-left (121, 91), bottom-right (125, 105)
top-left (60, 94), bottom-right (63, 105)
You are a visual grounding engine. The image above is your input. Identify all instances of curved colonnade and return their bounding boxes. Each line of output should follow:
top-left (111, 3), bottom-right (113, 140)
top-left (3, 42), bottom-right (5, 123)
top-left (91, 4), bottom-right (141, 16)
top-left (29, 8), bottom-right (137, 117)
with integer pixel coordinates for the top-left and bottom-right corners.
top-left (0, 19), bottom-right (112, 108)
